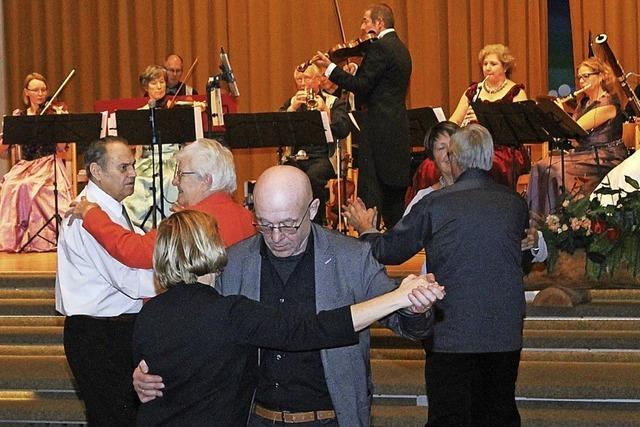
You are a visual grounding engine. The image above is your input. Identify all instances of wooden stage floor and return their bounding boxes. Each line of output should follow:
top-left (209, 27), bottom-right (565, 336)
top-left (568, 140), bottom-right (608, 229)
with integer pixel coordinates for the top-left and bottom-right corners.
top-left (0, 250), bottom-right (426, 278)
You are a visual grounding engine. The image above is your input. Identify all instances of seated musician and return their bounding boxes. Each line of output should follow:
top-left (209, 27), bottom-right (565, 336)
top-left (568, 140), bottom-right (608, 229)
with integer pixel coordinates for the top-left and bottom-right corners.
top-left (279, 64), bottom-right (350, 225)
top-left (164, 54), bottom-right (198, 96)
top-left (0, 72), bottom-right (72, 252)
top-left (64, 138), bottom-right (255, 269)
top-left (449, 43), bottom-right (531, 189)
top-left (124, 65), bottom-right (179, 229)
top-left (528, 57), bottom-right (628, 215)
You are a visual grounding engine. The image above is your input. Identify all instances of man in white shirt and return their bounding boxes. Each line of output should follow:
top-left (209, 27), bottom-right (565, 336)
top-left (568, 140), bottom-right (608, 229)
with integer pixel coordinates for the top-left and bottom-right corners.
top-left (56, 136), bottom-right (157, 426)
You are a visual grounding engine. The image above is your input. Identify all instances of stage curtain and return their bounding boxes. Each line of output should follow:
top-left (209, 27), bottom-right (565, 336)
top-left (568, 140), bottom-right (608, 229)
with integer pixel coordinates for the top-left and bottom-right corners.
top-left (3, 0), bottom-right (547, 191)
top-left (569, 0), bottom-right (640, 92)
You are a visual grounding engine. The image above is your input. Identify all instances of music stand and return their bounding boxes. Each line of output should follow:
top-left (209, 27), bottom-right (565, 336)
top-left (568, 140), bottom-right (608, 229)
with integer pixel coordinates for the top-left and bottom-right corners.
top-left (2, 113), bottom-right (103, 251)
top-left (472, 100), bottom-right (587, 191)
top-left (408, 107), bottom-right (441, 147)
top-left (115, 108), bottom-right (200, 229)
top-left (224, 111), bottom-right (330, 150)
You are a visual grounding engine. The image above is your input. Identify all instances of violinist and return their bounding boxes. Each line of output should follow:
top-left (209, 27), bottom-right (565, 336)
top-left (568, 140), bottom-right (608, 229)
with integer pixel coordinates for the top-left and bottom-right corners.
top-left (279, 64), bottom-right (349, 226)
top-left (164, 54), bottom-right (198, 96)
top-left (0, 72), bottom-right (73, 252)
top-left (314, 3), bottom-right (412, 230)
top-left (123, 65), bottom-right (178, 229)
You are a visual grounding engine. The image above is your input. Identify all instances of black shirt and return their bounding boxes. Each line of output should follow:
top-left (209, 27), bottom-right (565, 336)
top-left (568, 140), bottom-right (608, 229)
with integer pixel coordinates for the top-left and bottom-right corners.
top-left (256, 234), bottom-right (335, 411)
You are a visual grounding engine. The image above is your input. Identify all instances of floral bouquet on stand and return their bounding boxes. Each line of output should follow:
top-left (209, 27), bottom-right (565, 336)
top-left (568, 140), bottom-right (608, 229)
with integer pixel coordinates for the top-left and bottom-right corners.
top-left (538, 176), bottom-right (640, 280)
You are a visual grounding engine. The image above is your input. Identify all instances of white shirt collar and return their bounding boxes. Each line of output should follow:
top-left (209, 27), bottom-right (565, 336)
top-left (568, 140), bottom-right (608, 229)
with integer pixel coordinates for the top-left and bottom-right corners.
top-left (377, 28), bottom-right (395, 39)
top-left (85, 180), bottom-right (124, 219)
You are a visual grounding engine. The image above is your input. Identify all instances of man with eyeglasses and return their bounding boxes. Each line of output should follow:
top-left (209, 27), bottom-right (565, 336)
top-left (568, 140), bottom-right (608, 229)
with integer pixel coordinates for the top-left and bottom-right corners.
top-left (64, 138), bottom-right (255, 269)
top-left (134, 165), bottom-right (437, 426)
top-left (164, 54), bottom-right (198, 96)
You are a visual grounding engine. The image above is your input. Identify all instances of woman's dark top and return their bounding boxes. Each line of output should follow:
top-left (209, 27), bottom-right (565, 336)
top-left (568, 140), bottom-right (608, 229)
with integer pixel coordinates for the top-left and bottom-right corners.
top-left (132, 282), bottom-right (358, 426)
top-left (573, 92), bottom-right (622, 147)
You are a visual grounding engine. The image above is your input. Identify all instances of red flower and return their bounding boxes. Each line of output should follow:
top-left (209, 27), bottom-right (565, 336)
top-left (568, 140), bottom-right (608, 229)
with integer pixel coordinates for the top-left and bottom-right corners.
top-left (591, 220), bottom-right (607, 234)
top-left (606, 227), bottom-right (621, 241)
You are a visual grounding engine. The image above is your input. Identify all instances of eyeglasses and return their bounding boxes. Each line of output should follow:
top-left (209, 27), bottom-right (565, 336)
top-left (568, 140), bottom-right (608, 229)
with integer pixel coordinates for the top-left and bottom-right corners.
top-left (253, 201), bottom-right (312, 236)
top-left (26, 88), bottom-right (47, 94)
top-left (166, 68), bottom-right (183, 74)
top-left (174, 169), bottom-right (199, 179)
top-left (577, 72), bottom-right (598, 80)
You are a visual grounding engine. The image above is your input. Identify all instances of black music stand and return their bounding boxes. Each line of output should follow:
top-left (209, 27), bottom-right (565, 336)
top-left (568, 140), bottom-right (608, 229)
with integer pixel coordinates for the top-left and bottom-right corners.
top-left (472, 100), bottom-right (587, 191)
top-left (2, 113), bottom-right (102, 251)
top-left (408, 107), bottom-right (441, 147)
top-left (224, 111), bottom-right (331, 150)
top-left (115, 108), bottom-right (199, 229)
top-left (534, 99), bottom-right (588, 193)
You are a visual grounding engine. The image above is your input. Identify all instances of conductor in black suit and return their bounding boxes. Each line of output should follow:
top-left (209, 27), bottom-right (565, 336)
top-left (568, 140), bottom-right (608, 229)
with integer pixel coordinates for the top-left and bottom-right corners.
top-left (346, 124), bottom-right (529, 426)
top-left (314, 3), bottom-right (412, 229)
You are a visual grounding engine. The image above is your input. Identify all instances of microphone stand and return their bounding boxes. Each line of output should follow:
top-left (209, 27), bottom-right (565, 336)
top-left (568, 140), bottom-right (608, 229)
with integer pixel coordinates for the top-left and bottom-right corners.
top-left (140, 101), bottom-right (165, 230)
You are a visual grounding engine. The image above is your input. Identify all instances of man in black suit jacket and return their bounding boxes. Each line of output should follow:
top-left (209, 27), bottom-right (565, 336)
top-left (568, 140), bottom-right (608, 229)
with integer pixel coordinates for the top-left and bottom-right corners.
top-left (347, 124), bottom-right (528, 427)
top-left (314, 3), bottom-right (411, 229)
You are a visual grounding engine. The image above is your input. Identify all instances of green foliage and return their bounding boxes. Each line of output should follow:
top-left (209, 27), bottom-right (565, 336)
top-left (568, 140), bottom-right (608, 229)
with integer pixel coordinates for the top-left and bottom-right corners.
top-left (538, 177), bottom-right (640, 280)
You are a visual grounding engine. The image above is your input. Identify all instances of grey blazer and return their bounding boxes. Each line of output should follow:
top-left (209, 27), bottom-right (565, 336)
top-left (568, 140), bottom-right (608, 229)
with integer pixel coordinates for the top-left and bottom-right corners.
top-left (218, 224), bottom-right (432, 427)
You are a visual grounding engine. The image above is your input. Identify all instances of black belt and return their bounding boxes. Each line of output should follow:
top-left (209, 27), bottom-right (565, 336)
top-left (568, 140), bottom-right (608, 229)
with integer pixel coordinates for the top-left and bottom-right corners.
top-left (77, 314), bottom-right (137, 322)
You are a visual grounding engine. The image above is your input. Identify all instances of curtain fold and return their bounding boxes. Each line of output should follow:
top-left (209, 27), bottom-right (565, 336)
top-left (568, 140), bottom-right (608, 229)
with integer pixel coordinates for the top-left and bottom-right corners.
top-left (3, 0), bottom-right (547, 191)
top-left (569, 0), bottom-right (640, 83)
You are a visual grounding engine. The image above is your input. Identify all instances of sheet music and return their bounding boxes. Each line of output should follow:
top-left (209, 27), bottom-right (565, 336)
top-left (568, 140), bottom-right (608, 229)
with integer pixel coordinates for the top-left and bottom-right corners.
top-left (193, 107), bottom-right (204, 139)
top-left (99, 111), bottom-right (109, 138)
top-left (433, 107), bottom-right (446, 122)
top-left (108, 112), bottom-right (118, 136)
top-left (321, 111), bottom-right (334, 143)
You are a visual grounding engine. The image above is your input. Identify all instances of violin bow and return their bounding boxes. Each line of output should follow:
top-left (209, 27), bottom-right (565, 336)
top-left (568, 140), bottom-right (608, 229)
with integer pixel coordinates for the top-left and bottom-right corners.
top-left (41, 69), bottom-right (75, 115)
top-left (168, 57), bottom-right (199, 108)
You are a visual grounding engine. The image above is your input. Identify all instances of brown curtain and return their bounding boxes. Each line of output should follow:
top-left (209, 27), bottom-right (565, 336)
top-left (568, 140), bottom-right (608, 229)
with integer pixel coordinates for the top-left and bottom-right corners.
top-left (3, 0), bottom-right (547, 193)
top-left (569, 0), bottom-right (640, 90)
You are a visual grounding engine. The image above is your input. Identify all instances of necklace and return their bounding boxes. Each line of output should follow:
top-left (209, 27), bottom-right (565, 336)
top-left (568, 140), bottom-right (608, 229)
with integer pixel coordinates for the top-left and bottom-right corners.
top-left (483, 79), bottom-right (508, 94)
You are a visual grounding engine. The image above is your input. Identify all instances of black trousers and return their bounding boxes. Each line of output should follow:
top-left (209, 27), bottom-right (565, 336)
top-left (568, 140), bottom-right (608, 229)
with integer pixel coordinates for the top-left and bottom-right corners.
top-left (64, 315), bottom-right (138, 426)
top-left (356, 139), bottom-right (406, 229)
top-left (424, 350), bottom-right (521, 427)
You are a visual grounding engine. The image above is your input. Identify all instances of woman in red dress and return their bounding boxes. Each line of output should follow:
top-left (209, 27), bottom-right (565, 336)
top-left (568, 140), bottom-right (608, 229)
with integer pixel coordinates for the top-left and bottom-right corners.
top-left (449, 44), bottom-right (530, 188)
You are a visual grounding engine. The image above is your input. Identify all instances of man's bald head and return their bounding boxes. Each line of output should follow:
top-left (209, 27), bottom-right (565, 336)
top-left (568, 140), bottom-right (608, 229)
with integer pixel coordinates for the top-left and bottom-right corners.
top-left (164, 54), bottom-right (184, 88)
top-left (253, 166), bottom-right (319, 257)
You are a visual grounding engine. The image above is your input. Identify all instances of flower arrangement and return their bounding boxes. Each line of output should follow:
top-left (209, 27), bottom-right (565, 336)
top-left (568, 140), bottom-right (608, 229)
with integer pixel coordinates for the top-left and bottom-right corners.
top-left (538, 176), bottom-right (640, 279)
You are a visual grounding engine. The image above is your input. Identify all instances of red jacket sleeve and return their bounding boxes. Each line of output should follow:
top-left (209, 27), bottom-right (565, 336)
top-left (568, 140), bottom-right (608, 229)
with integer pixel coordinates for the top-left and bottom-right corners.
top-left (82, 207), bottom-right (156, 269)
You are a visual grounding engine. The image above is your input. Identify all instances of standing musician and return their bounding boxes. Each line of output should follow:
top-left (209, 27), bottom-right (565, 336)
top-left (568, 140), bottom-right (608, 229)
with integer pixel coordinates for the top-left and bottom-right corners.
top-left (314, 3), bottom-right (412, 230)
top-left (0, 72), bottom-right (72, 252)
top-left (280, 64), bottom-right (350, 226)
top-left (449, 43), bottom-right (530, 189)
top-left (164, 54), bottom-right (198, 96)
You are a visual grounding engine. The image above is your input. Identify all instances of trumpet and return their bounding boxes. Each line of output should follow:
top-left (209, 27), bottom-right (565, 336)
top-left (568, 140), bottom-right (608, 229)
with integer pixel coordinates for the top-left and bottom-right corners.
top-left (305, 87), bottom-right (319, 110)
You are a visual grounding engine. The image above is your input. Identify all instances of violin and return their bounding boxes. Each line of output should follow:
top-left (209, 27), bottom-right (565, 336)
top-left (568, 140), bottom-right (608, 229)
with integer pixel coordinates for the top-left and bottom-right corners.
top-left (325, 151), bottom-right (356, 233)
top-left (298, 33), bottom-right (377, 73)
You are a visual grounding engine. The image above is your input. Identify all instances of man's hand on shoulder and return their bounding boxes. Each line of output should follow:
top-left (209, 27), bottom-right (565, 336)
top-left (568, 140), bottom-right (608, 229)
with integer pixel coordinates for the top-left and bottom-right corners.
top-left (133, 359), bottom-right (164, 403)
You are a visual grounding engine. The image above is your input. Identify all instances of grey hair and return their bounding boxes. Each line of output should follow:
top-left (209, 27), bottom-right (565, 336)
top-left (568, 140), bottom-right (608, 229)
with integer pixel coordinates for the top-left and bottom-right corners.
top-left (84, 136), bottom-right (129, 180)
top-left (448, 124), bottom-right (494, 171)
top-left (176, 138), bottom-right (237, 194)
